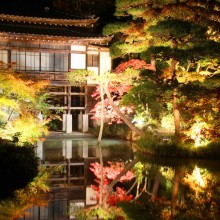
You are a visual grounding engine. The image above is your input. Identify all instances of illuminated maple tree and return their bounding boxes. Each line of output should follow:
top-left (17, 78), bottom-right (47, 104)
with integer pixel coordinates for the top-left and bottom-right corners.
top-left (0, 64), bottom-right (51, 144)
top-left (68, 59), bottom-right (154, 135)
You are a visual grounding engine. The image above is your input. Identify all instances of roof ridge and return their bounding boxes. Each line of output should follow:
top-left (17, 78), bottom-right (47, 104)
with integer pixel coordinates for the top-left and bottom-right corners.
top-left (0, 13), bottom-right (99, 27)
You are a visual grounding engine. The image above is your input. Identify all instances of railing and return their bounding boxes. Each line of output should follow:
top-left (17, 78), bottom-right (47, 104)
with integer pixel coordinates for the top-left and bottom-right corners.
top-left (26, 72), bottom-right (68, 81)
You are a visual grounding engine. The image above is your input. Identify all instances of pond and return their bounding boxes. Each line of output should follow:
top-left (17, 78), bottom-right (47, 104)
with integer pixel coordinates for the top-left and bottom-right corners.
top-left (1, 135), bottom-right (220, 220)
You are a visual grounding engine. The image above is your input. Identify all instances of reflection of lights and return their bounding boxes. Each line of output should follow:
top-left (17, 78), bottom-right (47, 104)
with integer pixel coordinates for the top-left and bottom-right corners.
top-left (183, 166), bottom-right (207, 190)
top-left (192, 166), bottom-right (205, 187)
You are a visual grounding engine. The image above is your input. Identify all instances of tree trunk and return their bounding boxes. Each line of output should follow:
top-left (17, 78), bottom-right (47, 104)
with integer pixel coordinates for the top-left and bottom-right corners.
top-left (150, 56), bottom-right (156, 71)
top-left (170, 58), bottom-right (181, 137)
top-left (103, 83), bottom-right (143, 136)
top-left (173, 88), bottom-right (180, 136)
top-left (97, 85), bottom-right (104, 207)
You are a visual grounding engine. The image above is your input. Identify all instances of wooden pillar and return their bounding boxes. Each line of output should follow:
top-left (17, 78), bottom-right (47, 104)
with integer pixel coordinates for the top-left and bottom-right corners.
top-left (85, 85), bottom-right (88, 113)
top-left (67, 85), bottom-right (71, 114)
top-left (64, 86), bottom-right (67, 113)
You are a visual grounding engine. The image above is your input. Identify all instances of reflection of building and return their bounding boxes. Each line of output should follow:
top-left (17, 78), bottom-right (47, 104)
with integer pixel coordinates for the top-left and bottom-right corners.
top-left (0, 5), bottom-right (112, 133)
top-left (28, 138), bottom-right (131, 219)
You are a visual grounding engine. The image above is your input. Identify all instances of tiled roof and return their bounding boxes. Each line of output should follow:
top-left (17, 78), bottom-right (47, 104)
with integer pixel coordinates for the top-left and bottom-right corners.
top-left (0, 1), bottom-right (112, 45)
top-left (0, 20), bottom-right (111, 45)
top-left (0, 19), bottom-right (99, 37)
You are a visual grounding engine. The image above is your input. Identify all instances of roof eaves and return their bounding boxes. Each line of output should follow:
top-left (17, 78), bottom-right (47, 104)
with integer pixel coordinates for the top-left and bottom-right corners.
top-left (0, 32), bottom-right (112, 45)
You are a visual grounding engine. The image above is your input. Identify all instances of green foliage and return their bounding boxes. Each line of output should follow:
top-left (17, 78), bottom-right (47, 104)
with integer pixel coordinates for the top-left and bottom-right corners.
top-left (127, 7), bottom-right (146, 19)
top-left (109, 41), bottom-right (149, 58)
top-left (75, 206), bottom-right (126, 220)
top-left (67, 70), bottom-right (93, 86)
top-left (105, 0), bottom-right (220, 144)
top-left (0, 114), bottom-right (49, 144)
top-left (133, 162), bottom-right (145, 183)
top-left (122, 79), bottom-right (163, 131)
top-left (148, 19), bottom-right (207, 46)
top-left (90, 122), bottom-right (130, 139)
top-left (161, 114), bottom-right (175, 132)
top-left (103, 23), bottom-right (131, 35)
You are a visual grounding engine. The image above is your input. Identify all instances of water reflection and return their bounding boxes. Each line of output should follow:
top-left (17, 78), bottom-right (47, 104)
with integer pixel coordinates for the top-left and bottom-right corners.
top-left (119, 156), bottom-right (220, 220)
top-left (5, 137), bottom-right (219, 220)
top-left (16, 137), bottom-right (133, 220)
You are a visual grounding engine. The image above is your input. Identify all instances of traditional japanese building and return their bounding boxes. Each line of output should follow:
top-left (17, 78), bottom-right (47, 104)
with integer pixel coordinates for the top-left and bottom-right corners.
top-left (0, 4), bottom-right (112, 133)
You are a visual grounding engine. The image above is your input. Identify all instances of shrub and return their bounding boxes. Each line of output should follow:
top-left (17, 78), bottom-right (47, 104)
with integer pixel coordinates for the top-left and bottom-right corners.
top-left (0, 140), bottom-right (38, 199)
top-left (90, 122), bottom-right (130, 139)
top-left (136, 132), bottom-right (220, 159)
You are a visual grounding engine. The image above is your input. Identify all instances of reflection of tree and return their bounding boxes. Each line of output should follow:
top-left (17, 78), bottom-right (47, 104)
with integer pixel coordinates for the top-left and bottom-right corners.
top-left (90, 161), bottom-right (135, 206)
top-left (0, 168), bottom-right (50, 220)
top-left (76, 160), bottom-right (220, 219)
top-left (178, 166), bottom-right (220, 219)
top-left (118, 163), bottom-right (220, 220)
top-left (171, 168), bottom-right (180, 217)
top-left (150, 167), bottom-right (161, 202)
top-left (144, 164), bottom-right (220, 219)
top-left (75, 158), bottom-right (138, 219)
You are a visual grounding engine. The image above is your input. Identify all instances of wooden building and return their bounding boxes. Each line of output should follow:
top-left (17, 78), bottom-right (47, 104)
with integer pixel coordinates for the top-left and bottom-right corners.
top-left (0, 6), bottom-right (112, 132)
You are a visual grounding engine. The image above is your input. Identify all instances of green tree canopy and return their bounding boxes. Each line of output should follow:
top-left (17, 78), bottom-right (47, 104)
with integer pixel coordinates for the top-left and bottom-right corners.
top-left (104, 0), bottom-right (220, 145)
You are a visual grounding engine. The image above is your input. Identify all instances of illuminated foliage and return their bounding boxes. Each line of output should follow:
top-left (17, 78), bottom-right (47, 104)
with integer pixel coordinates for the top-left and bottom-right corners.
top-left (0, 64), bottom-right (51, 144)
top-left (75, 205), bottom-right (126, 220)
top-left (68, 59), bottom-right (154, 135)
top-left (104, 0), bottom-right (220, 144)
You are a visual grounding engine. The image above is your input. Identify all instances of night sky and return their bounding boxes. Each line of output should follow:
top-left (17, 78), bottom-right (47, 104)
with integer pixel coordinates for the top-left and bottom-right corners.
top-left (0, 0), bottom-right (50, 16)
top-left (0, 0), bottom-right (115, 31)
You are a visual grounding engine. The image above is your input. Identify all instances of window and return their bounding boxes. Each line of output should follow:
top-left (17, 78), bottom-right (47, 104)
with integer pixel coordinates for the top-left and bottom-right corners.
top-left (55, 53), bottom-right (68, 71)
top-left (26, 52), bottom-right (40, 70)
top-left (41, 53), bottom-right (54, 71)
top-left (11, 51), bottom-right (40, 71)
top-left (11, 50), bottom-right (68, 72)
top-left (41, 53), bottom-right (68, 72)
top-left (87, 53), bottom-right (99, 67)
top-left (11, 51), bottom-right (26, 70)
top-left (0, 50), bottom-right (8, 64)
top-left (71, 53), bottom-right (86, 69)
top-left (70, 45), bottom-right (86, 69)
